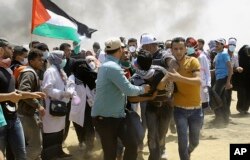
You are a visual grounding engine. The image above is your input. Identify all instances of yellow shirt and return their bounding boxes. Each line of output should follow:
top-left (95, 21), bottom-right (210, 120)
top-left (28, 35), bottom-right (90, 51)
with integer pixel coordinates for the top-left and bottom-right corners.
top-left (173, 56), bottom-right (201, 107)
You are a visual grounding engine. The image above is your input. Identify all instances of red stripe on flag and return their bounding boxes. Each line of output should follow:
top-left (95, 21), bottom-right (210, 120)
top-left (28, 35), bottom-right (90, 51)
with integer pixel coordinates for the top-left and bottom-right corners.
top-left (31, 0), bottom-right (51, 32)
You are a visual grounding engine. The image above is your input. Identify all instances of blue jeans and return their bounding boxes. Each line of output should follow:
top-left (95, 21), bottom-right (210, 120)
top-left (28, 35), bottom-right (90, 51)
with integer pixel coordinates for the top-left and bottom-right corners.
top-left (174, 107), bottom-right (203, 160)
top-left (6, 117), bottom-right (26, 160)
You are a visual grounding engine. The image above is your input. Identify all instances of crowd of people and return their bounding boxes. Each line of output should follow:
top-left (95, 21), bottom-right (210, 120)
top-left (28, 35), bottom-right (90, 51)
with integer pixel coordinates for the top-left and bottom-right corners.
top-left (0, 34), bottom-right (250, 160)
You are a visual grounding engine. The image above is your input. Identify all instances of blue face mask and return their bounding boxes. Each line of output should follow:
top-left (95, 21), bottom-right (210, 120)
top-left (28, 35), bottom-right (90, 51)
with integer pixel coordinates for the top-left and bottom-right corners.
top-left (186, 47), bottom-right (195, 55)
top-left (60, 59), bottom-right (67, 68)
top-left (228, 45), bottom-right (236, 52)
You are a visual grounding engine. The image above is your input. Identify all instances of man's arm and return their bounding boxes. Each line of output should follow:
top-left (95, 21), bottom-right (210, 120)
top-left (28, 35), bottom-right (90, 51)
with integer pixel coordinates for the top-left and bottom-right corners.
top-left (128, 91), bottom-right (158, 103)
top-left (156, 73), bottom-right (169, 90)
top-left (226, 61), bottom-right (233, 89)
top-left (108, 66), bottom-right (150, 96)
top-left (18, 72), bottom-right (46, 116)
top-left (168, 69), bottom-right (201, 86)
top-left (0, 92), bottom-right (22, 103)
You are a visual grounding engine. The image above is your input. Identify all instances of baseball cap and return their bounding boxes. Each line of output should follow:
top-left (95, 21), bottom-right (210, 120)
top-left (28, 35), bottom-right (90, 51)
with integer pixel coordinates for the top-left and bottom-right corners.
top-left (208, 40), bottom-right (216, 52)
top-left (105, 37), bottom-right (125, 51)
top-left (228, 38), bottom-right (237, 46)
top-left (0, 38), bottom-right (10, 47)
top-left (140, 34), bottom-right (158, 46)
top-left (215, 38), bottom-right (226, 45)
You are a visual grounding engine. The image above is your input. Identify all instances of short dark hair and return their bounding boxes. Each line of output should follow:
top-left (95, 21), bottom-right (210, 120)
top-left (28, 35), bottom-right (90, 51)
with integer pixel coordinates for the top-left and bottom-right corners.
top-left (28, 49), bottom-right (43, 63)
top-left (13, 46), bottom-right (28, 60)
top-left (137, 49), bottom-right (152, 71)
top-left (29, 40), bottom-right (40, 49)
top-left (34, 43), bottom-right (49, 51)
top-left (197, 39), bottom-right (205, 45)
top-left (93, 42), bottom-right (100, 49)
top-left (59, 43), bottom-right (71, 51)
top-left (120, 37), bottom-right (126, 44)
top-left (171, 37), bottom-right (186, 48)
top-left (128, 38), bottom-right (137, 44)
top-left (0, 38), bottom-right (10, 47)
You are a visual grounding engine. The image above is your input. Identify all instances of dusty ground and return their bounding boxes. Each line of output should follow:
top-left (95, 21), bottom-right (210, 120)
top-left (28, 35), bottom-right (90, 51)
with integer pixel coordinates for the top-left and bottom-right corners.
top-left (64, 91), bottom-right (250, 160)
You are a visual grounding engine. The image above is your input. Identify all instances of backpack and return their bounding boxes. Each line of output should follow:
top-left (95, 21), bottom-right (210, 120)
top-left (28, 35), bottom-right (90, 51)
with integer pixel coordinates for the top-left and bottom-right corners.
top-left (10, 63), bottom-right (27, 88)
top-left (17, 67), bottom-right (39, 90)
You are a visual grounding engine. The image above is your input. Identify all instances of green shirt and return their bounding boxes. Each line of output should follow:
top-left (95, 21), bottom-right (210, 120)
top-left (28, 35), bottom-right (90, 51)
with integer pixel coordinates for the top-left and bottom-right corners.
top-left (91, 55), bottom-right (144, 118)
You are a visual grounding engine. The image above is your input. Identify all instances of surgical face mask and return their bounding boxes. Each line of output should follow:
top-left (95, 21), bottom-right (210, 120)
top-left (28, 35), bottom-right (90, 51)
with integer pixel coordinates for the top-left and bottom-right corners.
top-left (20, 58), bottom-right (28, 65)
top-left (43, 51), bottom-right (50, 60)
top-left (228, 45), bottom-right (236, 52)
top-left (60, 59), bottom-right (67, 68)
top-left (129, 46), bottom-right (136, 53)
top-left (88, 61), bottom-right (96, 70)
top-left (186, 47), bottom-right (195, 55)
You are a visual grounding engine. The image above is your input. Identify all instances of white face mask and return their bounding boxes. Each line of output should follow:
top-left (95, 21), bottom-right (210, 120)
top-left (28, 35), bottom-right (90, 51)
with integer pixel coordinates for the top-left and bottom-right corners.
top-left (228, 45), bottom-right (236, 52)
top-left (60, 59), bottom-right (67, 68)
top-left (187, 47), bottom-right (195, 55)
top-left (88, 61), bottom-right (96, 70)
top-left (20, 58), bottom-right (28, 65)
top-left (129, 46), bottom-right (136, 53)
top-left (43, 51), bottom-right (50, 60)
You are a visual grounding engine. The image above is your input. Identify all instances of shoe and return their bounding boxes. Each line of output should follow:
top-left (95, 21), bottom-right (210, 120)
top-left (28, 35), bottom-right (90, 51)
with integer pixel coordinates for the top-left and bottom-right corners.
top-left (79, 142), bottom-right (85, 150)
top-left (83, 150), bottom-right (93, 158)
top-left (62, 142), bottom-right (67, 148)
top-left (116, 154), bottom-right (123, 160)
top-left (137, 144), bottom-right (144, 153)
top-left (161, 150), bottom-right (168, 160)
top-left (170, 124), bottom-right (176, 134)
top-left (58, 152), bottom-right (72, 159)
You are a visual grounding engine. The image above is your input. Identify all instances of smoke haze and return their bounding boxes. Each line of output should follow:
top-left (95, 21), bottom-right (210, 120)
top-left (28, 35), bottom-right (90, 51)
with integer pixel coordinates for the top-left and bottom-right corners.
top-left (0, 0), bottom-right (249, 50)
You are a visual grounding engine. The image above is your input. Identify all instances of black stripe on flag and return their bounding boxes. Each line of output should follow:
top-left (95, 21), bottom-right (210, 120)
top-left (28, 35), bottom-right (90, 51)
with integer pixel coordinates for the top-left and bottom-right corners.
top-left (41, 0), bottom-right (97, 38)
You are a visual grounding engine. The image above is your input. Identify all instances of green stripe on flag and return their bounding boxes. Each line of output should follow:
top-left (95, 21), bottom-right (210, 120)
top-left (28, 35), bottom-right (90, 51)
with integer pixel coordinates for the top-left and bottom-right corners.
top-left (33, 23), bottom-right (80, 42)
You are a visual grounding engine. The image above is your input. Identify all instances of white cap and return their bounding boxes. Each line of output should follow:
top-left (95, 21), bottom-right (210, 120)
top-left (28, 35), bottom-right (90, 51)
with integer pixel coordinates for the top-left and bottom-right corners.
top-left (228, 38), bottom-right (237, 46)
top-left (140, 34), bottom-right (158, 46)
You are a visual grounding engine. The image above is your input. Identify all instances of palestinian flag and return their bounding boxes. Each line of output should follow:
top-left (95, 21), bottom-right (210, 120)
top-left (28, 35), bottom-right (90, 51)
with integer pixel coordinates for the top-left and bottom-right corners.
top-left (31, 0), bottom-right (97, 42)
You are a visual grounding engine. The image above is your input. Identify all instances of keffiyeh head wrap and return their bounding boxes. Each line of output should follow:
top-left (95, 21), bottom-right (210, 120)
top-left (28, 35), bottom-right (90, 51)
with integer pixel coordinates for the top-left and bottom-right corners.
top-left (47, 50), bottom-right (64, 66)
top-left (47, 50), bottom-right (67, 83)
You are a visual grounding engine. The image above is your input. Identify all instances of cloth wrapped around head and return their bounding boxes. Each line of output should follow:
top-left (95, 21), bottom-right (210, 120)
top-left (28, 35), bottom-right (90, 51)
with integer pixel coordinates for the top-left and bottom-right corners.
top-left (71, 59), bottom-right (97, 90)
top-left (47, 50), bottom-right (64, 66)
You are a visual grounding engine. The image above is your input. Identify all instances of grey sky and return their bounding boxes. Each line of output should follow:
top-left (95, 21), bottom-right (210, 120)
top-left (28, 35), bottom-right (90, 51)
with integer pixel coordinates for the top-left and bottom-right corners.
top-left (0, 0), bottom-right (249, 50)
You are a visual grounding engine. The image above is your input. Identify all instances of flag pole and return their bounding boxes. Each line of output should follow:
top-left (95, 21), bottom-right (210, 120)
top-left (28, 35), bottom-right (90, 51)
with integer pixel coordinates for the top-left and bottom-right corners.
top-left (30, 0), bottom-right (35, 44)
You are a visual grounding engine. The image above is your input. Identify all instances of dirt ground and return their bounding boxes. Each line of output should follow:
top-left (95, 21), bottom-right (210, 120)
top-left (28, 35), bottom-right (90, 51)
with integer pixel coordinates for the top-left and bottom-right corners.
top-left (64, 91), bottom-right (250, 160)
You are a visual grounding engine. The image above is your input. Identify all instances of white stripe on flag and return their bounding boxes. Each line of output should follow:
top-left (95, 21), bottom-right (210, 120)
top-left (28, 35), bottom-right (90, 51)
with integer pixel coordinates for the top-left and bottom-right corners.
top-left (46, 10), bottom-right (77, 30)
